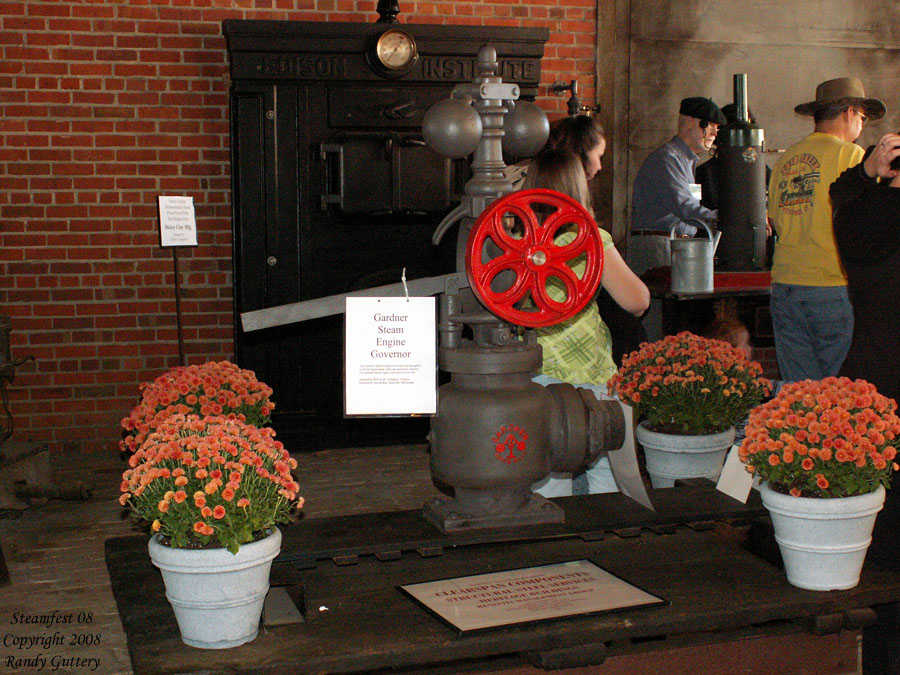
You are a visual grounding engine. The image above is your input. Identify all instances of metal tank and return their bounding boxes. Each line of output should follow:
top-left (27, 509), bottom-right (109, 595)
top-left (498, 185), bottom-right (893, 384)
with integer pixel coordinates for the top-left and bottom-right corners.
top-left (715, 73), bottom-right (767, 271)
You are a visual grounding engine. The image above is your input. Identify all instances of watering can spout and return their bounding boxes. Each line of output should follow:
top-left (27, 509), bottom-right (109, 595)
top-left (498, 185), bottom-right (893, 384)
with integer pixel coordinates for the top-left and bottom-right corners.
top-left (712, 228), bottom-right (722, 255)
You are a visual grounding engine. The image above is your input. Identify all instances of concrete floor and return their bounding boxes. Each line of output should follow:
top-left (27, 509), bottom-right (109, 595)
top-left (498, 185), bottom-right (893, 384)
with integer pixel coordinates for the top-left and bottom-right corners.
top-left (0, 442), bottom-right (442, 674)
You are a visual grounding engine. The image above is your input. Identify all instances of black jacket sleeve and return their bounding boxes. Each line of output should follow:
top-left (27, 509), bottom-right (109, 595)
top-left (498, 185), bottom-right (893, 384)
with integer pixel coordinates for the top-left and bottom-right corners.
top-left (831, 146), bottom-right (900, 266)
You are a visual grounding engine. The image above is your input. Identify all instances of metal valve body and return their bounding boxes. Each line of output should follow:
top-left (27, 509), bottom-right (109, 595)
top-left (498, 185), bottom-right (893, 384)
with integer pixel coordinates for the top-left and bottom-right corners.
top-left (430, 342), bottom-right (552, 492)
top-left (425, 332), bottom-right (625, 531)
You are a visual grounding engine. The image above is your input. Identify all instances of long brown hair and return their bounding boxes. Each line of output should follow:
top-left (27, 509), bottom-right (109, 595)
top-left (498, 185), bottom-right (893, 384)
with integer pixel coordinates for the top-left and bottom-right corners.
top-left (522, 148), bottom-right (594, 217)
top-left (546, 115), bottom-right (605, 177)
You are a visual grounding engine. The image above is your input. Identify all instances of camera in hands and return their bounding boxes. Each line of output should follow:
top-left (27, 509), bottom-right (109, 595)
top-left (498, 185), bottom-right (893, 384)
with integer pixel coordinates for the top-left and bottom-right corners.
top-left (890, 136), bottom-right (900, 171)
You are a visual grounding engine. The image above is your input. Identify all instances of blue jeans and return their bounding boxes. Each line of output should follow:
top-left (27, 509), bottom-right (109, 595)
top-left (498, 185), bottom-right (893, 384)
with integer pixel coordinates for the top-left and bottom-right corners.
top-left (769, 283), bottom-right (853, 382)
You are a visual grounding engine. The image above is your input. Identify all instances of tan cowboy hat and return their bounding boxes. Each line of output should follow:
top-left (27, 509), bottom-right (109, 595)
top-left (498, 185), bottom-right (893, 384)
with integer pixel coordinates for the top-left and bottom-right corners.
top-left (795, 77), bottom-right (886, 119)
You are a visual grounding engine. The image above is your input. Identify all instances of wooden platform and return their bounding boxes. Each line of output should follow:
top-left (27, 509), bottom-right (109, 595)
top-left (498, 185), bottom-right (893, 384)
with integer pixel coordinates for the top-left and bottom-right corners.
top-left (106, 485), bottom-right (900, 674)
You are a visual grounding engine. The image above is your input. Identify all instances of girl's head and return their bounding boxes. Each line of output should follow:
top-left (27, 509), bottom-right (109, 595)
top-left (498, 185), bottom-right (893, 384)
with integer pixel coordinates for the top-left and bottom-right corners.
top-left (522, 148), bottom-right (593, 215)
top-left (547, 115), bottom-right (606, 180)
top-left (704, 317), bottom-right (753, 360)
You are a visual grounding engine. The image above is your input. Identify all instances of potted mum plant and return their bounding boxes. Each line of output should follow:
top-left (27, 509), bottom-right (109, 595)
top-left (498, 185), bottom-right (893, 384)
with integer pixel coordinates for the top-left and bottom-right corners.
top-left (119, 360), bottom-right (275, 454)
top-left (738, 377), bottom-right (900, 590)
top-left (607, 331), bottom-right (771, 487)
top-left (120, 413), bottom-right (303, 649)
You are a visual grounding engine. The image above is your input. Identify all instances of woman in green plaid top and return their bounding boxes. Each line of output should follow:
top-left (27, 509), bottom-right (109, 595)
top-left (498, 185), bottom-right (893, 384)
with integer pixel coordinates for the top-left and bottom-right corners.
top-left (523, 145), bottom-right (649, 497)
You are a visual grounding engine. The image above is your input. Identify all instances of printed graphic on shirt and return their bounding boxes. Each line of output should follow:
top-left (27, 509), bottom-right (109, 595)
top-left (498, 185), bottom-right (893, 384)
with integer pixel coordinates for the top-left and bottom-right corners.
top-left (775, 152), bottom-right (821, 214)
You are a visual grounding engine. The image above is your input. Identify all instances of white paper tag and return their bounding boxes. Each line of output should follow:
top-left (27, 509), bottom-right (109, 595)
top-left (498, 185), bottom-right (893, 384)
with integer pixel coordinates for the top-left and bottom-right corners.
top-left (716, 444), bottom-right (754, 503)
top-left (688, 182), bottom-right (703, 201)
top-left (594, 395), bottom-right (653, 511)
top-left (158, 196), bottom-right (198, 247)
top-left (344, 296), bottom-right (436, 416)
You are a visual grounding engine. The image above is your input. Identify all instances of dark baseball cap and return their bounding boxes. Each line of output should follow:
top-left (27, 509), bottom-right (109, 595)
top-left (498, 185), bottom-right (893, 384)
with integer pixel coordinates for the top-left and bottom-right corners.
top-left (679, 97), bottom-right (727, 125)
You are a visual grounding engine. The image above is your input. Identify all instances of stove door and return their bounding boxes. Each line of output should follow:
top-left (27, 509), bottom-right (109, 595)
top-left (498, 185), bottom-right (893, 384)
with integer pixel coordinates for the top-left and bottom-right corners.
top-left (320, 131), bottom-right (459, 219)
top-left (320, 84), bottom-right (467, 220)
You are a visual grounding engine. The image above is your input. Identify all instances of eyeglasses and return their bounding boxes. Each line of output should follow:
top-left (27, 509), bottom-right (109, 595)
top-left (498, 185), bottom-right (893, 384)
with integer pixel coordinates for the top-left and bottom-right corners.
top-left (854, 109), bottom-right (869, 125)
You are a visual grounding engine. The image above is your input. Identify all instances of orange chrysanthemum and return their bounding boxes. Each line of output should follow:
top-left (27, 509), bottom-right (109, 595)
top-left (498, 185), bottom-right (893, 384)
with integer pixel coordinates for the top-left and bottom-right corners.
top-left (119, 412), bottom-right (303, 554)
top-left (607, 332), bottom-right (770, 434)
top-left (119, 360), bottom-right (275, 455)
top-left (739, 377), bottom-right (900, 498)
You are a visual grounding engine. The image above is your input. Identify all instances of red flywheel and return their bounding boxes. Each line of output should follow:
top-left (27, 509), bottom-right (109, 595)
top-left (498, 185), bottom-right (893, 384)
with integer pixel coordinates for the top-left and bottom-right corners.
top-left (465, 189), bottom-right (604, 328)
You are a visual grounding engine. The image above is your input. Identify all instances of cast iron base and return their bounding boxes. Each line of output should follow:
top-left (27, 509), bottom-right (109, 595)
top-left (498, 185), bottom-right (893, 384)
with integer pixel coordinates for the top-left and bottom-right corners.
top-left (422, 492), bottom-right (565, 533)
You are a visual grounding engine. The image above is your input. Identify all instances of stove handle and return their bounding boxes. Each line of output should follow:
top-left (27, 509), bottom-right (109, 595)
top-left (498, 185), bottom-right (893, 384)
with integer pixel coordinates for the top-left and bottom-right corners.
top-left (318, 142), bottom-right (344, 211)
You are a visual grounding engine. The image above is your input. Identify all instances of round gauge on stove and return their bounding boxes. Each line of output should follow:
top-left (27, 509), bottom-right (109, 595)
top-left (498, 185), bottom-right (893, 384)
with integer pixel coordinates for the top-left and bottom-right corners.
top-left (372, 28), bottom-right (418, 73)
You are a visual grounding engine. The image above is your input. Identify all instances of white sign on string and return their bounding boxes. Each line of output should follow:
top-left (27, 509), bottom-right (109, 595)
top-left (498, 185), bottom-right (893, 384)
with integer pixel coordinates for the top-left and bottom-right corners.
top-left (344, 296), bottom-right (437, 416)
top-left (716, 444), bottom-right (756, 502)
top-left (158, 196), bottom-right (198, 247)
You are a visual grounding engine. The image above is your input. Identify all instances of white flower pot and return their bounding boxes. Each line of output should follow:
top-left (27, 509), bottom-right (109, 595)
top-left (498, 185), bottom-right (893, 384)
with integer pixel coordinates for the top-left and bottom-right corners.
top-left (636, 422), bottom-right (735, 488)
top-left (759, 483), bottom-right (885, 591)
top-left (148, 527), bottom-right (282, 649)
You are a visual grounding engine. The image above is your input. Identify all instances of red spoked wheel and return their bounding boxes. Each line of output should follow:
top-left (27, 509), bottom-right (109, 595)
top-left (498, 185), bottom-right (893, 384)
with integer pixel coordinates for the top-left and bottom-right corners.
top-left (465, 188), bottom-right (604, 328)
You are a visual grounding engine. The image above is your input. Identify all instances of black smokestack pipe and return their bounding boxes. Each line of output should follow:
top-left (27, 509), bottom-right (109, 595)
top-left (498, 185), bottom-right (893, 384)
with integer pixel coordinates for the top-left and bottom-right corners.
top-left (715, 73), bottom-right (767, 271)
top-left (376, 0), bottom-right (399, 23)
top-left (734, 73), bottom-right (749, 123)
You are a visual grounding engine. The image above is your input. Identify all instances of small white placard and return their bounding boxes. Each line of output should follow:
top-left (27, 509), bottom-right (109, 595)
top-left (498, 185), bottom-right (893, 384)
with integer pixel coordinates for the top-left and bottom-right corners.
top-left (158, 196), bottom-right (198, 247)
top-left (716, 444), bottom-right (755, 503)
top-left (345, 296), bottom-right (436, 416)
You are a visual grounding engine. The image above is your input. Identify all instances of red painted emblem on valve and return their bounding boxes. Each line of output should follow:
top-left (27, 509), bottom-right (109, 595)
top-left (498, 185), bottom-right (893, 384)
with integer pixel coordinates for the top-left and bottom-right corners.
top-left (465, 189), bottom-right (604, 327)
top-left (493, 424), bottom-right (528, 464)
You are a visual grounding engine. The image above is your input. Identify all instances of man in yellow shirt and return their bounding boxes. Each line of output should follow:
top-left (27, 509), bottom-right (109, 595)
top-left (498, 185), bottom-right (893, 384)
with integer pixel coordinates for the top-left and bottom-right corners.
top-left (768, 77), bottom-right (885, 382)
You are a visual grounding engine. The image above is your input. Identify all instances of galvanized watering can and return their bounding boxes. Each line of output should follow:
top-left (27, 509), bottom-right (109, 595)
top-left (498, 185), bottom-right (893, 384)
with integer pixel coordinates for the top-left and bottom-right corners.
top-left (669, 221), bottom-right (721, 293)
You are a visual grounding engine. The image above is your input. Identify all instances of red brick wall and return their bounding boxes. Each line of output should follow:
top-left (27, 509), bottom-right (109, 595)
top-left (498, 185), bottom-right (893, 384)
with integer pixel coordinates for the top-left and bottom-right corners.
top-left (0, 0), bottom-right (598, 452)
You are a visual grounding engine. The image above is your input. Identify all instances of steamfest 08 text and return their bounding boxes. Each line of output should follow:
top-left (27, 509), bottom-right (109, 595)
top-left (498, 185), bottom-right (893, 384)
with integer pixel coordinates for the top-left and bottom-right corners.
top-left (3, 610), bottom-right (102, 672)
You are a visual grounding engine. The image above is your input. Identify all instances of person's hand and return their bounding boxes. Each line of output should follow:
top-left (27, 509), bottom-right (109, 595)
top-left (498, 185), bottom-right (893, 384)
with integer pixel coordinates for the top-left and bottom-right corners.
top-left (862, 133), bottom-right (900, 180)
top-left (766, 216), bottom-right (773, 238)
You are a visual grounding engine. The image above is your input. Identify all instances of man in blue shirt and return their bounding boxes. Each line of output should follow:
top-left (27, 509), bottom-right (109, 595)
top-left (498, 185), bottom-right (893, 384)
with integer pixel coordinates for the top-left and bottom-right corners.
top-left (631, 97), bottom-right (726, 236)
